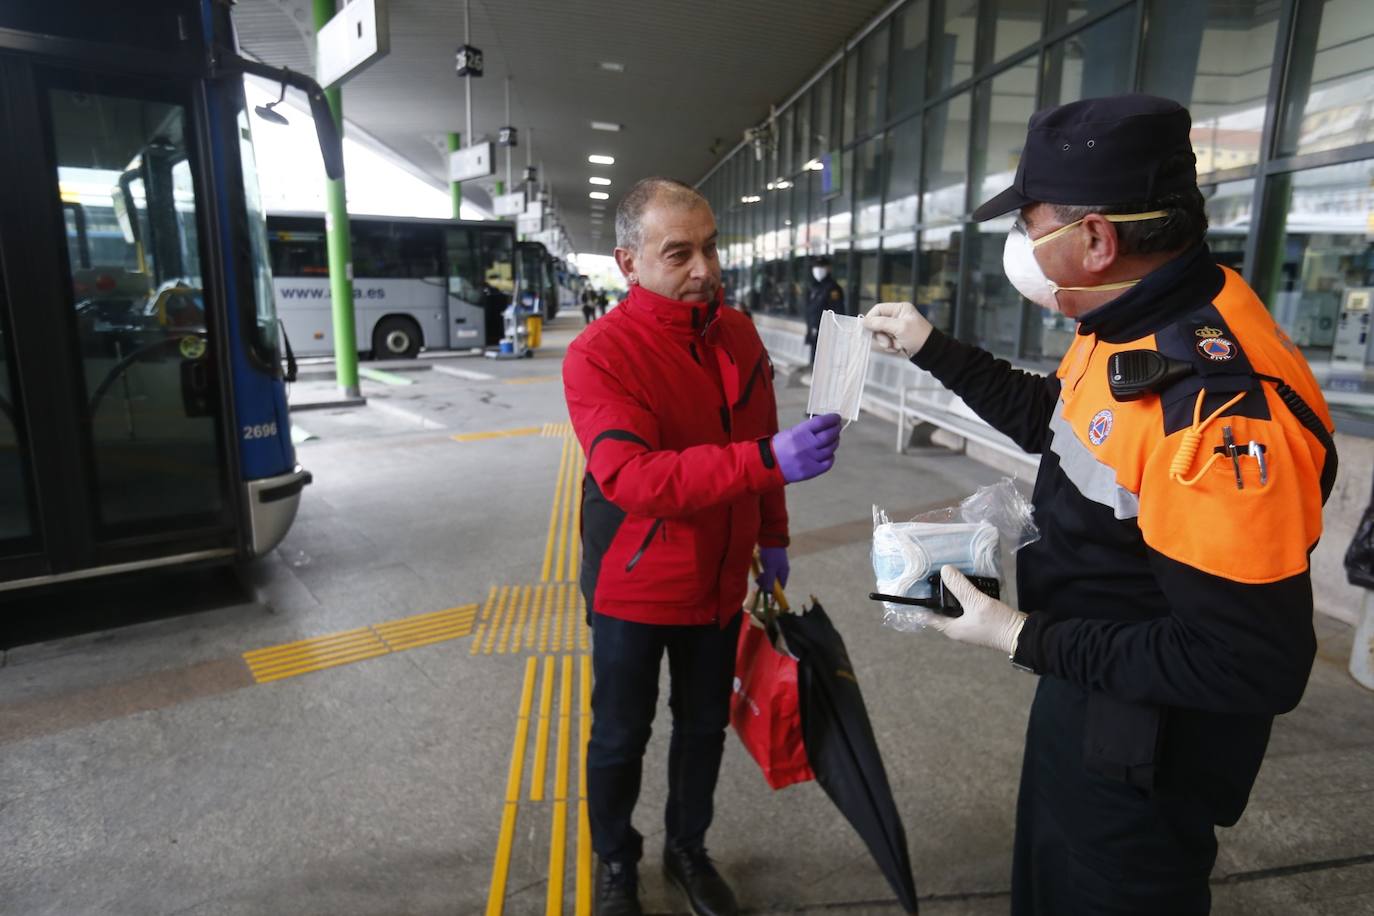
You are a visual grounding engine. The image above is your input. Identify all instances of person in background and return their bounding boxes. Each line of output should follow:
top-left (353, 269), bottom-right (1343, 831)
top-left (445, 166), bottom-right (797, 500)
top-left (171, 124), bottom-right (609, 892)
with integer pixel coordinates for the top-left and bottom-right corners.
top-left (864, 94), bottom-right (1335, 916)
top-left (582, 286), bottom-right (598, 325)
top-left (564, 176), bottom-right (842, 916)
top-left (804, 255), bottom-right (843, 364)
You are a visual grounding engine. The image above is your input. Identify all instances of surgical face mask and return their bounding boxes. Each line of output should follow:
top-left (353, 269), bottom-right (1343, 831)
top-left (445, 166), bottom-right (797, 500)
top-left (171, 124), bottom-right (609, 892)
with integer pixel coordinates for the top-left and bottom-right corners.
top-left (812, 266), bottom-right (829, 282)
top-left (806, 309), bottom-right (870, 423)
top-left (1002, 210), bottom-right (1169, 311)
top-left (871, 521), bottom-right (1000, 600)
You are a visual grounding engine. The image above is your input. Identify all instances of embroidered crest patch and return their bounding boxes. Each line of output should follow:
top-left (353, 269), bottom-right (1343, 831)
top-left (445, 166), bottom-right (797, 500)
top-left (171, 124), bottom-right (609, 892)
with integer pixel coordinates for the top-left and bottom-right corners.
top-left (1197, 336), bottom-right (1236, 361)
top-left (1088, 409), bottom-right (1113, 446)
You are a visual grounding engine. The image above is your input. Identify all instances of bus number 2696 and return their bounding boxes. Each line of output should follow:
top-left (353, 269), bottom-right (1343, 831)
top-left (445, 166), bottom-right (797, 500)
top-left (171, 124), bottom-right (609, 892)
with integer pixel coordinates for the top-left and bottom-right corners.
top-left (242, 422), bottom-right (279, 441)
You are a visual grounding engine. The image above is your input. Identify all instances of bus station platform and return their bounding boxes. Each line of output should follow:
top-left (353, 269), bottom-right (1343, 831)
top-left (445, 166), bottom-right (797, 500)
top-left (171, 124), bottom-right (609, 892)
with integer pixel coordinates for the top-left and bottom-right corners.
top-left (2, 317), bottom-right (1372, 916)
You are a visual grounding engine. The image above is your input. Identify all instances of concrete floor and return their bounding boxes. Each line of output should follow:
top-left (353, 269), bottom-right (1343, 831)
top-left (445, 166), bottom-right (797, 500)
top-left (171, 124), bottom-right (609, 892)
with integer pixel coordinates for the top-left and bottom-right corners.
top-left (2, 315), bottom-right (1372, 915)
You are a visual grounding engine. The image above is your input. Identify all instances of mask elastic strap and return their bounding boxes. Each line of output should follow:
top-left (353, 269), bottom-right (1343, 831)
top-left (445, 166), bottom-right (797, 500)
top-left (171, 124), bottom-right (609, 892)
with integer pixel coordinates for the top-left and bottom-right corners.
top-left (1030, 209), bottom-right (1170, 249)
top-left (1051, 278), bottom-right (1143, 293)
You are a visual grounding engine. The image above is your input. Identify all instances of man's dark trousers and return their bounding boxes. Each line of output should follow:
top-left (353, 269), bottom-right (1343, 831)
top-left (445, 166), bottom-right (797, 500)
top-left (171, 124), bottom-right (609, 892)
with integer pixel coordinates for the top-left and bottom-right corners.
top-left (1012, 676), bottom-right (1218, 915)
top-left (587, 610), bottom-right (742, 865)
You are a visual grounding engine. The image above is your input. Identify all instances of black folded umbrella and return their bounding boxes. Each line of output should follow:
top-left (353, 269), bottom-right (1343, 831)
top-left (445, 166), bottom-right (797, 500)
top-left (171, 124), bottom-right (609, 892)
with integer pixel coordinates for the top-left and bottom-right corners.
top-left (775, 599), bottom-right (919, 914)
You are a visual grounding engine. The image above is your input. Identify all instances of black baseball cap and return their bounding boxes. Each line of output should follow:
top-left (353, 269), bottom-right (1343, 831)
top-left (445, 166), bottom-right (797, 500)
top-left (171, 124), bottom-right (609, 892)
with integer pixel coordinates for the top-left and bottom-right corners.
top-left (971, 94), bottom-right (1198, 222)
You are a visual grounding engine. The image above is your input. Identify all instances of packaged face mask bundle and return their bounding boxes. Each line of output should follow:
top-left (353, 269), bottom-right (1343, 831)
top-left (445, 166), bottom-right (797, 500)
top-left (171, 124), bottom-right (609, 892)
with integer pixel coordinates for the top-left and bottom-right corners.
top-left (871, 479), bottom-right (1038, 633)
top-left (870, 521), bottom-right (1001, 602)
top-left (806, 310), bottom-right (871, 423)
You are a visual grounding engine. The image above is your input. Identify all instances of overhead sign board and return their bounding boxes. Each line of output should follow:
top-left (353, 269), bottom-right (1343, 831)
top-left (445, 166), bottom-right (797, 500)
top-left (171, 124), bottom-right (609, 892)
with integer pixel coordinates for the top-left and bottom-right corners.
top-left (449, 141), bottom-right (496, 183)
top-left (316, 0), bottom-right (390, 90)
top-left (525, 200), bottom-right (544, 218)
top-left (493, 191), bottom-right (526, 217)
top-left (517, 214), bottom-right (542, 235)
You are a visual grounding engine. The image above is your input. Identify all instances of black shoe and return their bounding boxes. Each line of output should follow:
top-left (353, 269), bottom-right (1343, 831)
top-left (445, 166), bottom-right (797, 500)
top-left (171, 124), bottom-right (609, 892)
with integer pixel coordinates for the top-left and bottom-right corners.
top-left (663, 845), bottom-right (739, 916)
top-left (593, 858), bottom-right (641, 916)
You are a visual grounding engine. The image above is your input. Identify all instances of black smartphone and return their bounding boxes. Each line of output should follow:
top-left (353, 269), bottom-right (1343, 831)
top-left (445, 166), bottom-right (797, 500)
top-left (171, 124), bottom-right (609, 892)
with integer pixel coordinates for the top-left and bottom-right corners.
top-left (929, 572), bottom-right (999, 614)
top-left (867, 573), bottom-right (1000, 619)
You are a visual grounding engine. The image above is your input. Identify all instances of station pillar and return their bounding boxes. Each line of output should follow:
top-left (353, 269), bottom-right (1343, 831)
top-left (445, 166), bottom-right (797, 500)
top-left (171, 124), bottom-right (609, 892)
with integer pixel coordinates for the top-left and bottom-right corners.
top-left (313, 0), bottom-right (360, 397)
top-left (448, 132), bottom-right (462, 220)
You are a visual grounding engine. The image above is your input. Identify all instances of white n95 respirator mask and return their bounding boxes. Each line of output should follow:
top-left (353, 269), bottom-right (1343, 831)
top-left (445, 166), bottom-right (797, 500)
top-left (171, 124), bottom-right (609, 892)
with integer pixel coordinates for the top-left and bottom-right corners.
top-left (806, 309), bottom-right (871, 423)
top-left (1002, 211), bottom-right (1169, 310)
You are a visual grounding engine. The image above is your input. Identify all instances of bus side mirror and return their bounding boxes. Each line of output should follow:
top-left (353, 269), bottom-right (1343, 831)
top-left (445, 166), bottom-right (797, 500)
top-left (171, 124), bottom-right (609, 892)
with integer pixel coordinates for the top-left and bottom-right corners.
top-left (278, 318), bottom-right (298, 382)
top-left (221, 57), bottom-right (345, 181)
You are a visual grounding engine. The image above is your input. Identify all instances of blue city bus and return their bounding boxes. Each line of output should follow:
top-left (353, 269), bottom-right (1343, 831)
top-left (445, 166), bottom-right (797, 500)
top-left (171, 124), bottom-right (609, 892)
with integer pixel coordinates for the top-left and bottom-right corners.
top-left (0, 2), bottom-right (342, 591)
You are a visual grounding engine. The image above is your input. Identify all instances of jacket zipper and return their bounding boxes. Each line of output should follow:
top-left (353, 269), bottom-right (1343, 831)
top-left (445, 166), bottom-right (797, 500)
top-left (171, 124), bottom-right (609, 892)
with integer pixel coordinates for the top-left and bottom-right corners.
top-left (625, 518), bottom-right (664, 572)
top-left (735, 355), bottom-right (766, 409)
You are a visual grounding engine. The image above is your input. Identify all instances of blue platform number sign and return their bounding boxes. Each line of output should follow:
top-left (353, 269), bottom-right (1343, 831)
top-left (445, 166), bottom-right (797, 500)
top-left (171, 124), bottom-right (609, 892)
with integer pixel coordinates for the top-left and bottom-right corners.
top-left (820, 151), bottom-right (842, 198)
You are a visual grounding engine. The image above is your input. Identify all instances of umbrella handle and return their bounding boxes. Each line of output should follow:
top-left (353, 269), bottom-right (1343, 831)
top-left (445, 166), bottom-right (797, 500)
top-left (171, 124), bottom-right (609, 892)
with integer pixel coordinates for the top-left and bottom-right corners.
top-left (750, 553), bottom-right (791, 613)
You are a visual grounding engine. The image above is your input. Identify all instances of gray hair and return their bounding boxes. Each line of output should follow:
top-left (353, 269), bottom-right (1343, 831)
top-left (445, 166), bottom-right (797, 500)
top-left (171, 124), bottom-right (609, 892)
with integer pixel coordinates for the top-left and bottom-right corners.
top-left (1048, 152), bottom-right (1208, 256)
top-left (615, 177), bottom-right (709, 251)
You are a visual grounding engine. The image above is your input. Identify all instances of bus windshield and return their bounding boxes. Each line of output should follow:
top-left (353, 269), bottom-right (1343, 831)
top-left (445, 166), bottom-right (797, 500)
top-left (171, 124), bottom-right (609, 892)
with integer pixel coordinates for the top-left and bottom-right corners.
top-left (53, 90), bottom-right (204, 334)
top-left (235, 98), bottom-right (281, 363)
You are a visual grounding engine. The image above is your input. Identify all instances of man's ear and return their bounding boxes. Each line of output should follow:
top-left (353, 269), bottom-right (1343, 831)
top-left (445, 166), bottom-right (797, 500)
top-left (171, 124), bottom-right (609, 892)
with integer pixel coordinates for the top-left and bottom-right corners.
top-left (614, 247), bottom-right (638, 285)
top-left (1078, 214), bottom-right (1120, 274)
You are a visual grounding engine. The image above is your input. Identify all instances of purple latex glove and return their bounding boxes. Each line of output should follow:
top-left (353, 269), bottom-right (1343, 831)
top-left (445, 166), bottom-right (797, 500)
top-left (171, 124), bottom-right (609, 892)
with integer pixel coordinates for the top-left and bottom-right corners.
top-left (757, 546), bottom-right (790, 596)
top-left (771, 413), bottom-right (842, 483)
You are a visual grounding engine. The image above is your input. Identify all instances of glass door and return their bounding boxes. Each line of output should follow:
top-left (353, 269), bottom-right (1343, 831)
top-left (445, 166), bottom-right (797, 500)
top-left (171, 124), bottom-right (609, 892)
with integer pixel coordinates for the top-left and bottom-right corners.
top-left (0, 270), bottom-right (39, 561)
top-left (46, 81), bottom-right (229, 540)
top-left (0, 56), bottom-right (237, 586)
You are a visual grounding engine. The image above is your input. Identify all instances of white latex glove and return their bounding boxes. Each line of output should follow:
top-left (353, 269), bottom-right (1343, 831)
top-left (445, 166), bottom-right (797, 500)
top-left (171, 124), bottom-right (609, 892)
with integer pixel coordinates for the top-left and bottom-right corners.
top-left (911, 566), bottom-right (1028, 656)
top-left (862, 302), bottom-right (934, 357)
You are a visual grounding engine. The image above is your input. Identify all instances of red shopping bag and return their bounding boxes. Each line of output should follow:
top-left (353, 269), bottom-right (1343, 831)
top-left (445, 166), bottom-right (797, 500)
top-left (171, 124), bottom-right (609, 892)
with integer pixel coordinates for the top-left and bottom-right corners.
top-left (731, 612), bottom-right (815, 789)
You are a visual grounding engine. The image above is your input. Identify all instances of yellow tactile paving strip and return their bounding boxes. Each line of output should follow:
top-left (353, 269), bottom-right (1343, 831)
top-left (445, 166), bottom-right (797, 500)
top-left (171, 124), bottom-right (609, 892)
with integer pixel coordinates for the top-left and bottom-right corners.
top-left (469, 583), bottom-right (591, 656)
top-left (503, 374), bottom-right (562, 385)
top-left (451, 421), bottom-right (571, 442)
top-left (486, 653), bottom-right (594, 916)
top-left (451, 426), bottom-right (543, 442)
top-left (236, 420), bottom-right (598, 910)
top-left (242, 604), bottom-right (479, 683)
top-left (542, 428), bottom-right (586, 583)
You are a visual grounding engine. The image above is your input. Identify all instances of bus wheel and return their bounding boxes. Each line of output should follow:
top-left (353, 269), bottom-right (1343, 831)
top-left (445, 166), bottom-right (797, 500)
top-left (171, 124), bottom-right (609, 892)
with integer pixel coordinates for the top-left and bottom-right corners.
top-left (373, 317), bottom-right (421, 360)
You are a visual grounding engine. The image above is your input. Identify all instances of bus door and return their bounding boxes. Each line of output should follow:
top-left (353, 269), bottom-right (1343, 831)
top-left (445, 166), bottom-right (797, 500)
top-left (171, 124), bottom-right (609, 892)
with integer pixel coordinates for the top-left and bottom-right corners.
top-left (446, 225), bottom-right (514, 348)
top-left (0, 59), bottom-right (237, 584)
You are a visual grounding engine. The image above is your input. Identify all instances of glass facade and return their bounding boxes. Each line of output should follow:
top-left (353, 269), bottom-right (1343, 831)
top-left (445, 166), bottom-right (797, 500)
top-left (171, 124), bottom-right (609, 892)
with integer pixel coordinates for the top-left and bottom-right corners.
top-left (698, 0), bottom-right (1374, 423)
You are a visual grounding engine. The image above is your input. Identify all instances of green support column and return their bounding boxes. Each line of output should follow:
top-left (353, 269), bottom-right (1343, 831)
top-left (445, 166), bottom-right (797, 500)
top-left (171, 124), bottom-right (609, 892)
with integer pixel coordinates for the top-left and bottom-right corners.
top-left (313, 0), bottom-right (359, 397)
top-left (448, 132), bottom-right (462, 220)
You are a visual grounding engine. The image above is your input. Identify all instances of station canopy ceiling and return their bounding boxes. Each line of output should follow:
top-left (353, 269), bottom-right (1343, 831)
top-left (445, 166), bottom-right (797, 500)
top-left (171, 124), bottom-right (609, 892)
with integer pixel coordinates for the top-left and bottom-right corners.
top-left (232, 0), bottom-right (894, 255)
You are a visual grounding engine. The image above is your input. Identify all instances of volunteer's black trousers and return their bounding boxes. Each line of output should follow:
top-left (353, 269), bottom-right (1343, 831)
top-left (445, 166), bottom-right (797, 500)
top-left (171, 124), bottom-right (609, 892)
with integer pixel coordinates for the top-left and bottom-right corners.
top-left (1013, 676), bottom-right (1219, 915)
top-left (586, 611), bottom-right (741, 866)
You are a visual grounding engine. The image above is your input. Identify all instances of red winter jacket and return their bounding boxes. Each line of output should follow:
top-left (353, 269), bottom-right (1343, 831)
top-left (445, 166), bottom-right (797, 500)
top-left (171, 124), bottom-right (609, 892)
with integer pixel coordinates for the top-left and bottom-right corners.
top-left (563, 285), bottom-right (789, 626)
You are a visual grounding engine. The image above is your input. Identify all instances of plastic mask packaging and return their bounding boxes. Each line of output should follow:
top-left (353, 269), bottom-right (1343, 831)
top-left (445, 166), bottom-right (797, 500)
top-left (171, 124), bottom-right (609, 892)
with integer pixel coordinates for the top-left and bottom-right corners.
top-left (806, 309), bottom-right (871, 423)
top-left (871, 521), bottom-right (1000, 600)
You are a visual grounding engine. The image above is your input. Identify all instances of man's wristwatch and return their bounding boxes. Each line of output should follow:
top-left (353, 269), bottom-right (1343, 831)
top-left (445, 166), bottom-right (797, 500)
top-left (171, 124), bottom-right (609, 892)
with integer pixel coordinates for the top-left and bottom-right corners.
top-left (1009, 618), bottom-right (1035, 673)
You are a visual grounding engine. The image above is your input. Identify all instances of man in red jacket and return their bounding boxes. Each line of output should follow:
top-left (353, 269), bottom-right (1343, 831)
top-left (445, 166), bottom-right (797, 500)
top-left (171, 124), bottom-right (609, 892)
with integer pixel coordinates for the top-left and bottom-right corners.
top-left (564, 177), bottom-right (841, 916)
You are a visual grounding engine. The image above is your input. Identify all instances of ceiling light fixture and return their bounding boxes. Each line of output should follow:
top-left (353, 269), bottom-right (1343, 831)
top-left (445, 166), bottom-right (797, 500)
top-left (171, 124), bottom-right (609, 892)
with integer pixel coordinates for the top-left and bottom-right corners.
top-left (803, 158), bottom-right (823, 171)
top-left (589, 176), bottom-right (611, 186)
top-left (740, 194), bottom-right (762, 204)
top-left (598, 61), bottom-right (625, 72)
top-left (588, 154), bottom-right (615, 165)
top-left (589, 191), bottom-right (610, 200)
top-left (591, 121), bottom-right (623, 132)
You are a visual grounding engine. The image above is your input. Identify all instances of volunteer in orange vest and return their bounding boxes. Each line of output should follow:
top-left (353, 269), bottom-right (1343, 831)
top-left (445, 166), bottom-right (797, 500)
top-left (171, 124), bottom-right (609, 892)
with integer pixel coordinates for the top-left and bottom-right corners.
top-left (864, 94), bottom-right (1336, 916)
